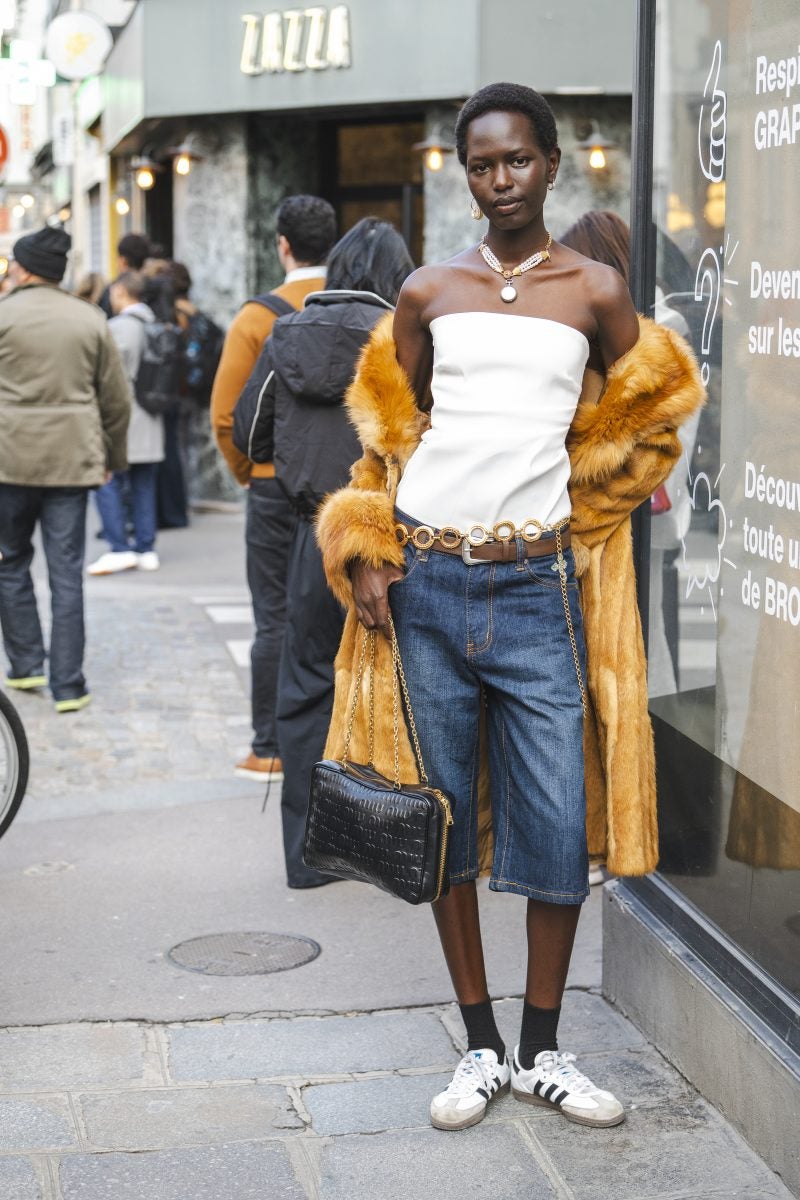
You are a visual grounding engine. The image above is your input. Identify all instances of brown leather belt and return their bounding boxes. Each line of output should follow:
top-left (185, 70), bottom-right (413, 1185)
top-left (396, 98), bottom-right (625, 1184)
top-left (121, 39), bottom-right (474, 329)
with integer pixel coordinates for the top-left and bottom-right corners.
top-left (395, 519), bottom-right (570, 563)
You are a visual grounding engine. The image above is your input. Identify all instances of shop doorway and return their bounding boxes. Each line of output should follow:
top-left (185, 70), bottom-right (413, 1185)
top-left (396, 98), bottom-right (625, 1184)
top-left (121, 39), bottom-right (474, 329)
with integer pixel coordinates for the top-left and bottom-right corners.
top-left (321, 116), bottom-right (425, 264)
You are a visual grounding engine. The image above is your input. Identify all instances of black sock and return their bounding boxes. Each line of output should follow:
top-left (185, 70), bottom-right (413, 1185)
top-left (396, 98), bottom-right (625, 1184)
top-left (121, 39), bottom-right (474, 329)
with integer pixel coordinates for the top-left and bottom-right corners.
top-left (459, 999), bottom-right (506, 1060)
top-left (517, 1002), bottom-right (560, 1070)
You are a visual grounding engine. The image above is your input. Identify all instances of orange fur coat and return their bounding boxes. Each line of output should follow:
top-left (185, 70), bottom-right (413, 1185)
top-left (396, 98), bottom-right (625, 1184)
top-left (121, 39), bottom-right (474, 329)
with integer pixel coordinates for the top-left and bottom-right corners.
top-left (316, 314), bottom-right (705, 877)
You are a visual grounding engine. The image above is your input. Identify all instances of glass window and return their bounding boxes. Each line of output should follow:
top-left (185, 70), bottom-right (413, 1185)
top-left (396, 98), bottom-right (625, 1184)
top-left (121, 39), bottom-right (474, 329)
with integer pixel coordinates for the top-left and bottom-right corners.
top-left (648, 0), bottom-right (800, 1001)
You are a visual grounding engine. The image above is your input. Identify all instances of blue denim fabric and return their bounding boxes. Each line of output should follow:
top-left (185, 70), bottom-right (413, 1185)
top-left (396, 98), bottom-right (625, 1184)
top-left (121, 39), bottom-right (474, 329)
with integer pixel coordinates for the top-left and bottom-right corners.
top-left (389, 522), bottom-right (589, 904)
top-left (0, 484), bottom-right (88, 701)
top-left (94, 465), bottom-right (159, 554)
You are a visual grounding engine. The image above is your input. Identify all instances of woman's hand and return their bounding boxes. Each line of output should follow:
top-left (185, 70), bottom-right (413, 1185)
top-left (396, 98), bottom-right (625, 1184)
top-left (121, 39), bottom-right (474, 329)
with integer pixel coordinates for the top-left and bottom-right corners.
top-left (350, 559), bottom-right (404, 637)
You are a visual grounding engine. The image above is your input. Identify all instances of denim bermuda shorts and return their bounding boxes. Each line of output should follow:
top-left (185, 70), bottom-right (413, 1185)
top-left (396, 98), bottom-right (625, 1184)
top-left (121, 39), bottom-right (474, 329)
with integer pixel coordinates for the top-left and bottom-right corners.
top-left (389, 517), bottom-right (589, 905)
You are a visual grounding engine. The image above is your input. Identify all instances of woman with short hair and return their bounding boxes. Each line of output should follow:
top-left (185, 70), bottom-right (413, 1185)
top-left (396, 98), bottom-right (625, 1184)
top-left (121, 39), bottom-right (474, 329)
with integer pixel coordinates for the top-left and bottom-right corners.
top-left (317, 84), bottom-right (704, 1133)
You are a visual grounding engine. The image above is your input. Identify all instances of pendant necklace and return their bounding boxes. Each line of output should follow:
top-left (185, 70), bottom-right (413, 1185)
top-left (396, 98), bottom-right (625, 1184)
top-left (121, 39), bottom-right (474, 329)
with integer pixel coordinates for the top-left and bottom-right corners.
top-left (478, 234), bottom-right (553, 303)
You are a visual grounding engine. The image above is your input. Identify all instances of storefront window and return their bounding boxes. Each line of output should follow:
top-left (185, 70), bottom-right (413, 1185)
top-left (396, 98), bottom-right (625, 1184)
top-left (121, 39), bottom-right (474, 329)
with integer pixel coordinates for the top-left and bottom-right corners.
top-left (648, 0), bottom-right (799, 1002)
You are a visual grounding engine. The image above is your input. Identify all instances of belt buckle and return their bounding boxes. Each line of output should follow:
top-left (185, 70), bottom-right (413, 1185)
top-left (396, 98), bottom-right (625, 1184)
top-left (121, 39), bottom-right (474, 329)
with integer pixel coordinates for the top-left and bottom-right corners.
top-left (461, 540), bottom-right (487, 565)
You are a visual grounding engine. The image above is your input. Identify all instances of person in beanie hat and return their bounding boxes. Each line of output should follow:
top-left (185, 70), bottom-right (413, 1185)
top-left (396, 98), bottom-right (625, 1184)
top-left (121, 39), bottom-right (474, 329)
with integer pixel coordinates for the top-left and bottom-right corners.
top-left (0, 228), bottom-right (130, 712)
top-left (11, 226), bottom-right (71, 282)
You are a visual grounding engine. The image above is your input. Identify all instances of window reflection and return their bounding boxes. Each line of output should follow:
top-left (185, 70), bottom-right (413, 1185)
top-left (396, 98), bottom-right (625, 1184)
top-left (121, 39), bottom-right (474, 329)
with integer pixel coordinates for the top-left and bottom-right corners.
top-left (647, 0), bottom-right (800, 1005)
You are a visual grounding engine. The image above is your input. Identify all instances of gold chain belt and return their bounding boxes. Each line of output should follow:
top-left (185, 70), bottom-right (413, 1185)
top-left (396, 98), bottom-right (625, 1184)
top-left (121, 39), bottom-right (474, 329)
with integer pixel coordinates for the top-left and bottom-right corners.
top-left (394, 514), bottom-right (571, 552)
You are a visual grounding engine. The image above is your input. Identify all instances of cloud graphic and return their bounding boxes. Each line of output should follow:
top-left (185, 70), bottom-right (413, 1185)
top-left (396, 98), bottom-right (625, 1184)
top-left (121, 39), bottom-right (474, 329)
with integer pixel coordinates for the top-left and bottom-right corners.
top-left (681, 467), bottom-right (728, 616)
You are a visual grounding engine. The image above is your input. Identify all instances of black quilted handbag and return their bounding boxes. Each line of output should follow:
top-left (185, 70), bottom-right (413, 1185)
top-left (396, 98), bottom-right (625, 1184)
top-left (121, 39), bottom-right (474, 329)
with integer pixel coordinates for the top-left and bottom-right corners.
top-left (304, 615), bottom-right (454, 904)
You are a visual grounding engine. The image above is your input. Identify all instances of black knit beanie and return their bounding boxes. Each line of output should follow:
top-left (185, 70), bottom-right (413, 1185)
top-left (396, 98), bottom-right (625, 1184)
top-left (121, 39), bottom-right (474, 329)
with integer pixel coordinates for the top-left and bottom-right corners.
top-left (13, 226), bottom-right (71, 282)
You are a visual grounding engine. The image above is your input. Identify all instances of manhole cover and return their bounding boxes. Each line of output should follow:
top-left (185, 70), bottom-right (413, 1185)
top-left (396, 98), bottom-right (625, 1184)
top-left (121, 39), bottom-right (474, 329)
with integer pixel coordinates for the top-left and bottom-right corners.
top-left (167, 932), bottom-right (321, 976)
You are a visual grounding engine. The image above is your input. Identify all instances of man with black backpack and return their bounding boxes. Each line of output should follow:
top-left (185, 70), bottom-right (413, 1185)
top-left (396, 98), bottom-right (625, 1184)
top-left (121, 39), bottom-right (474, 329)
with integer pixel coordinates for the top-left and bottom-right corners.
top-left (88, 271), bottom-right (171, 576)
top-left (210, 195), bottom-right (336, 784)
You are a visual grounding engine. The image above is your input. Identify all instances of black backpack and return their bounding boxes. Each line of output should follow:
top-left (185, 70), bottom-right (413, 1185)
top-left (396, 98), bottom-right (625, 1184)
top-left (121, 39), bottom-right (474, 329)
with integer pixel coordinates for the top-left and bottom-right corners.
top-left (132, 315), bottom-right (185, 417)
top-left (231, 293), bottom-right (296, 461)
top-left (183, 310), bottom-right (225, 402)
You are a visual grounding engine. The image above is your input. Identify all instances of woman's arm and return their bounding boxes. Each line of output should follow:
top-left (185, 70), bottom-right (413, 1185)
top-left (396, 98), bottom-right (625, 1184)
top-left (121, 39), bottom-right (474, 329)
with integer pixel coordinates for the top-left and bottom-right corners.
top-left (590, 266), bottom-right (640, 369)
top-left (392, 271), bottom-right (434, 409)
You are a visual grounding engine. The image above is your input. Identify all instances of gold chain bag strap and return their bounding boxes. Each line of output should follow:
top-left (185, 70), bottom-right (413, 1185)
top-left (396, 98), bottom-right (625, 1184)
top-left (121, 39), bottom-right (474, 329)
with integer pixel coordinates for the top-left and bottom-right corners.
top-left (304, 613), bottom-right (454, 905)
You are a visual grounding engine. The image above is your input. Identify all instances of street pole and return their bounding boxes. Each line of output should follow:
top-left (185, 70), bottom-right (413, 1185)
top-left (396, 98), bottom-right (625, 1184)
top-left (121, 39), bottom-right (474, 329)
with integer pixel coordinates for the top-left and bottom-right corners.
top-left (629, 0), bottom-right (657, 647)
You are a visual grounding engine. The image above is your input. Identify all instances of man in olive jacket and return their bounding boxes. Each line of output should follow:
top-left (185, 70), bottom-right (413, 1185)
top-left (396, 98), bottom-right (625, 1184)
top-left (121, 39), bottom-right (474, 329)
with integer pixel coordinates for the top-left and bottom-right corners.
top-left (0, 226), bottom-right (130, 712)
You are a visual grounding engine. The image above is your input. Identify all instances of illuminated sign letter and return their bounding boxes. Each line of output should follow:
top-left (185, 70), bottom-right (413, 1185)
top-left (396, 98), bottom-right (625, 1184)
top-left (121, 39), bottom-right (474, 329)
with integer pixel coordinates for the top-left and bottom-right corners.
top-left (304, 7), bottom-right (328, 70)
top-left (240, 13), bottom-right (261, 75)
top-left (261, 12), bottom-right (284, 72)
top-left (326, 5), bottom-right (351, 69)
top-left (283, 9), bottom-right (305, 72)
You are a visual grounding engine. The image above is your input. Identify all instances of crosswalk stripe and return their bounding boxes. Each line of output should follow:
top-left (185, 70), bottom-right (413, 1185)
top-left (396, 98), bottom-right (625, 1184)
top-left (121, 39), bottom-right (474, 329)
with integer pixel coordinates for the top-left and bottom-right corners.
top-left (206, 605), bottom-right (253, 625)
top-left (225, 639), bottom-right (252, 668)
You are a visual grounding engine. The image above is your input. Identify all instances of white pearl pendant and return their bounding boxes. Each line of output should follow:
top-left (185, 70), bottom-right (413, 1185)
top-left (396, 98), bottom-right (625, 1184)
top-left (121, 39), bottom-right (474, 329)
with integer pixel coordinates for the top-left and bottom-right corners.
top-left (500, 283), bottom-right (517, 303)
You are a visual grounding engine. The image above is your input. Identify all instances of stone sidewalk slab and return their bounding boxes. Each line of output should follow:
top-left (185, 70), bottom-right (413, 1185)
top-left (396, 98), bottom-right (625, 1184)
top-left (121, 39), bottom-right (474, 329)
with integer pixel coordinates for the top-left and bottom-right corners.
top-left (317, 1124), bottom-right (558, 1200)
top-left (492, 991), bottom-right (647, 1056)
top-left (527, 1097), bottom-right (796, 1199)
top-left (301, 1044), bottom-right (695, 1139)
top-left (0, 1096), bottom-right (76, 1151)
top-left (59, 1142), bottom-right (305, 1200)
top-left (0, 1025), bottom-right (145, 1092)
top-left (167, 1010), bottom-right (456, 1082)
top-left (304, 1072), bottom-right (455, 1135)
top-left (78, 1083), bottom-right (304, 1151)
top-left (0, 1156), bottom-right (41, 1200)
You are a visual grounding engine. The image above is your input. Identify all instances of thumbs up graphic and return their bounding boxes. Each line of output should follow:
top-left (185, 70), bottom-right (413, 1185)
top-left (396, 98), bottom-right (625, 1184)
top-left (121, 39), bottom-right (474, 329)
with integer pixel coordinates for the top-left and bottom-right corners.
top-left (698, 40), bottom-right (727, 183)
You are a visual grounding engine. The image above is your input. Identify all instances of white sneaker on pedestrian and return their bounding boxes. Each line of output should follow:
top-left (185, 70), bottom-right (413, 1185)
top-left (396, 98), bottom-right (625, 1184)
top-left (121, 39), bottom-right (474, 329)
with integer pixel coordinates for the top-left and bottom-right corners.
top-left (430, 1049), bottom-right (510, 1131)
top-left (87, 551), bottom-right (139, 576)
top-left (511, 1048), bottom-right (624, 1127)
top-left (137, 551), bottom-right (160, 571)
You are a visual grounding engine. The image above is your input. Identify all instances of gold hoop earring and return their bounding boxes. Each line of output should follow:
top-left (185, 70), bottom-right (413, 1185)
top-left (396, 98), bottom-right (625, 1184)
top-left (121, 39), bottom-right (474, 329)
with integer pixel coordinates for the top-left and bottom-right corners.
top-left (470, 197), bottom-right (483, 220)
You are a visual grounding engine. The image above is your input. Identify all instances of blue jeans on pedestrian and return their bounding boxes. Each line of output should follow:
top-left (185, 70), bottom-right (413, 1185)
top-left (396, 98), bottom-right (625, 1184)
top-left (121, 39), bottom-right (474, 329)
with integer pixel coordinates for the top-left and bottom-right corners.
top-left (389, 517), bottom-right (589, 904)
top-left (0, 484), bottom-right (89, 701)
top-left (94, 464), bottom-right (158, 554)
top-left (246, 478), bottom-right (296, 758)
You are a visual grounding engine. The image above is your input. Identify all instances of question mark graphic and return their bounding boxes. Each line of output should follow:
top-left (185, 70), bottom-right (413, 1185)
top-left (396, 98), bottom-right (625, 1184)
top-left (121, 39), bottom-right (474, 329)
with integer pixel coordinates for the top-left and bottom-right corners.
top-left (698, 39), bottom-right (727, 183)
top-left (694, 247), bottom-right (721, 386)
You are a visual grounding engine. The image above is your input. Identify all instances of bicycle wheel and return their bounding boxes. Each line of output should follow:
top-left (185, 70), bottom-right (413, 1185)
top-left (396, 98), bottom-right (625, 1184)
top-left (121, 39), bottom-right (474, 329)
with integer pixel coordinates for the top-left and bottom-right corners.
top-left (0, 690), bottom-right (29, 838)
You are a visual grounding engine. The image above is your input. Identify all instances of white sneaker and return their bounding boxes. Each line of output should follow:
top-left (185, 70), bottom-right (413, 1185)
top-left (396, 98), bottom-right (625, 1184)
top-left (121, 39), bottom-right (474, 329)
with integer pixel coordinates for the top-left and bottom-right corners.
top-left (511, 1048), bottom-right (624, 1127)
top-left (137, 551), bottom-right (160, 571)
top-left (430, 1049), bottom-right (510, 1131)
top-left (87, 551), bottom-right (139, 576)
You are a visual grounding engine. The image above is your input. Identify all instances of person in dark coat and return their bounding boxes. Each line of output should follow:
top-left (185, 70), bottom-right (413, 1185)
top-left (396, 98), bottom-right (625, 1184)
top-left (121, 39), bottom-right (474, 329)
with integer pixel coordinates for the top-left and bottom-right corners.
top-left (237, 218), bottom-right (414, 887)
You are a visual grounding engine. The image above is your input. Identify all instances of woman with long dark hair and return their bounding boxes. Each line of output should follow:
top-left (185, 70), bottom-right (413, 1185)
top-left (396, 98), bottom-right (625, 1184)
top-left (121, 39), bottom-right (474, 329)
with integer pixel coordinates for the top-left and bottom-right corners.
top-left (240, 217), bottom-right (414, 888)
top-left (317, 85), bottom-right (704, 1132)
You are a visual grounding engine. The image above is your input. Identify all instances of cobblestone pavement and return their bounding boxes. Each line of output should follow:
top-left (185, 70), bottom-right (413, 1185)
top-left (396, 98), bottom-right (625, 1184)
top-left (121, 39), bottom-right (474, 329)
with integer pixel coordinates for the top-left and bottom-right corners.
top-left (0, 513), bottom-right (794, 1199)
top-left (14, 593), bottom-right (248, 808)
top-left (0, 995), bottom-right (793, 1200)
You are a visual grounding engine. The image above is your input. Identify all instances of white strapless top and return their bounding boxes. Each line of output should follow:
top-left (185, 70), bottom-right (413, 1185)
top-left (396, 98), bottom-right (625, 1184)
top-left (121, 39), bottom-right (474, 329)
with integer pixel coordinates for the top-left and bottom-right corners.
top-left (395, 312), bottom-right (589, 529)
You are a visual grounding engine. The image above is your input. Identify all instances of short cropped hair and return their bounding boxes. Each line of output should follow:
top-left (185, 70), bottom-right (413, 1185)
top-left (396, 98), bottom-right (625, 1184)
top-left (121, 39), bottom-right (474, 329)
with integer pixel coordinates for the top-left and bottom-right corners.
top-left (113, 270), bottom-right (147, 302)
top-left (455, 82), bottom-right (559, 165)
top-left (117, 233), bottom-right (150, 270)
top-left (276, 195), bottom-right (337, 266)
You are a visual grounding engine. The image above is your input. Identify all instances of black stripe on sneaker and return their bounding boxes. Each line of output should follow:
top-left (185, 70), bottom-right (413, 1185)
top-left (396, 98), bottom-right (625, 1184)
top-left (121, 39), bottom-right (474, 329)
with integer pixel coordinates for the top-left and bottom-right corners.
top-left (534, 1080), bottom-right (547, 1097)
top-left (476, 1087), bottom-right (489, 1100)
top-left (543, 1082), bottom-right (560, 1101)
top-left (550, 1088), bottom-right (569, 1105)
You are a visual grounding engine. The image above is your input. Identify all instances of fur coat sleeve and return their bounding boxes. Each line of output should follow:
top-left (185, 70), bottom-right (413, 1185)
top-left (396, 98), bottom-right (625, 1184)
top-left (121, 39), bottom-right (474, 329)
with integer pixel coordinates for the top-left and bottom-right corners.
top-left (316, 313), bottom-right (705, 877)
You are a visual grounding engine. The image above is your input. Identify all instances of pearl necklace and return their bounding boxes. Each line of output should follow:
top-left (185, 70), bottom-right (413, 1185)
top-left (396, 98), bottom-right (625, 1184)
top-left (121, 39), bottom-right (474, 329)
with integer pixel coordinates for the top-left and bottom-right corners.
top-left (478, 234), bottom-right (553, 302)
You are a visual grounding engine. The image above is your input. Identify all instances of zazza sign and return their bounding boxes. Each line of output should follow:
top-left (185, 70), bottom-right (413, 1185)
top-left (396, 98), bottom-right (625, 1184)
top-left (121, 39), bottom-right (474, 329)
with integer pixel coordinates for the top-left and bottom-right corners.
top-left (240, 6), bottom-right (351, 75)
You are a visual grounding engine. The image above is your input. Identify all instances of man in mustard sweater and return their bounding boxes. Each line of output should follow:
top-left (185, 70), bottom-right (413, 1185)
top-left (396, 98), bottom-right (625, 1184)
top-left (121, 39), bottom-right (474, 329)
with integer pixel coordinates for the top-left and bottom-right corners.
top-left (211, 195), bottom-right (336, 782)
